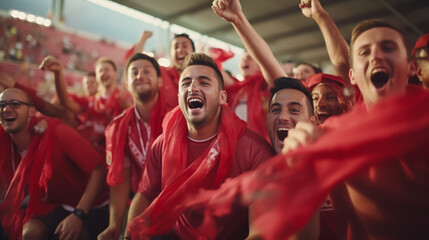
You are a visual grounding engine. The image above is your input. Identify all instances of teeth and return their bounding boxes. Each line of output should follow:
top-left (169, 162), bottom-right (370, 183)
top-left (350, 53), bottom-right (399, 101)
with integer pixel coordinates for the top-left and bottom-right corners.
top-left (189, 98), bottom-right (202, 103)
top-left (278, 127), bottom-right (289, 131)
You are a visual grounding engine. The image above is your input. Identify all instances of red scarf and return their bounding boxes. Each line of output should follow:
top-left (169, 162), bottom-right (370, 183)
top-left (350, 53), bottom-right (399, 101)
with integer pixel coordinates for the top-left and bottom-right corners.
top-left (0, 117), bottom-right (59, 239)
top-left (128, 104), bottom-right (246, 239)
top-left (105, 94), bottom-right (168, 188)
top-left (175, 88), bottom-right (429, 239)
top-left (226, 72), bottom-right (270, 142)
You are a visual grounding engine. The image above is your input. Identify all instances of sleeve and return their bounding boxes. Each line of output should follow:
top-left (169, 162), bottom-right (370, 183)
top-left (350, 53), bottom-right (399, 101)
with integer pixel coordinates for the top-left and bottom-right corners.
top-left (56, 123), bottom-right (103, 173)
top-left (247, 130), bottom-right (275, 170)
top-left (137, 134), bottom-right (164, 199)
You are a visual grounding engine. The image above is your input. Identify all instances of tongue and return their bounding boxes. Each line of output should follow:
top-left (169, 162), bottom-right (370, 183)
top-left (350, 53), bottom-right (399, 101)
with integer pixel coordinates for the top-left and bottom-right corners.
top-left (371, 71), bottom-right (389, 88)
top-left (277, 130), bottom-right (288, 141)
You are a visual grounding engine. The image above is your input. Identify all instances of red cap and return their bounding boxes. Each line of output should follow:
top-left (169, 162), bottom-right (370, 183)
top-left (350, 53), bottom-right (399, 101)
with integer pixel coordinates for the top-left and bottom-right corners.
top-left (306, 73), bottom-right (346, 92)
top-left (413, 33), bottom-right (429, 55)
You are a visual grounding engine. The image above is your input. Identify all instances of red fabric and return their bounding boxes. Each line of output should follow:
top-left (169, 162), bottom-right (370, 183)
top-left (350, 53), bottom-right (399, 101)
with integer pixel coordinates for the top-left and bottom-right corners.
top-left (125, 45), bottom-right (136, 61)
top-left (160, 66), bottom-right (180, 107)
top-left (128, 104), bottom-right (247, 239)
top-left (105, 92), bottom-right (172, 190)
top-left (306, 73), bottom-right (346, 92)
top-left (413, 33), bottom-right (429, 54)
top-left (226, 72), bottom-right (270, 142)
top-left (0, 117), bottom-right (58, 240)
top-left (208, 47), bottom-right (234, 71)
top-left (0, 117), bottom-right (107, 239)
top-left (77, 88), bottom-right (124, 154)
top-left (173, 88), bottom-right (429, 240)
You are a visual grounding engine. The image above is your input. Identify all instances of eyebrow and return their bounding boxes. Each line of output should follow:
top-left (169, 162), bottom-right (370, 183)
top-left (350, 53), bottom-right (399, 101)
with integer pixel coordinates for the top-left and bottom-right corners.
top-left (181, 75), bottom-right (212, 82)
top-left (356, 40), bottom-right (398, 51)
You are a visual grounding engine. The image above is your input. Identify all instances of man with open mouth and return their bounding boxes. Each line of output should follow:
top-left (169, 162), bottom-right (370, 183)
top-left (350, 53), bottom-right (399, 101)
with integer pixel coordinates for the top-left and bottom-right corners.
top-left (125, 53), bottom-right (274, 239)
top-left (414, 33), bottom-right (429, 89)
top-left (0, 88), bottom-right (109, 240)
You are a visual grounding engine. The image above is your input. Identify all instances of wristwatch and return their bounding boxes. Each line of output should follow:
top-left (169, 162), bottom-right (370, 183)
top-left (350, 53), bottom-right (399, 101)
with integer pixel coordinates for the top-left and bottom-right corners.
top-left (72, 208), bottom-right (87, 221)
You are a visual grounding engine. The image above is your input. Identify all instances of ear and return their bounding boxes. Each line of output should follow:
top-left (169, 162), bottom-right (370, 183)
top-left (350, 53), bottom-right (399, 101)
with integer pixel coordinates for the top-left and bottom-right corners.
top-left (416, 65), bottom-right (423, 81)
top-left (157, 76), bottom-right (163, 88)
top-left (408, 60), bottom-right (418, 78)
top-left (310, 115), bottom-right (318, 125)
top-left (349, 68), bottom-right (357, 85)
top-left (219, 90), bottom-right (227, 104)
top-left (29, 106), bottom-right (37, 117)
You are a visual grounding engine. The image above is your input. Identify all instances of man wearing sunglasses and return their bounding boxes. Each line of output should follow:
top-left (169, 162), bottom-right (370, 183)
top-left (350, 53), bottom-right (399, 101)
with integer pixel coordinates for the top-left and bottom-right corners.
top-left (0, 88), bottom-right (109, 240)
top-left (414, 33), bottom-right (429, 89)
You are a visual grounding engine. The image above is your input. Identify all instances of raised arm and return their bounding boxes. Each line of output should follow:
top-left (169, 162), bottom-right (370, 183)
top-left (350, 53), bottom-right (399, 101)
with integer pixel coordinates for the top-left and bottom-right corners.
top-left (300, 0), bottom-right (350, 84)
top-left (134, 31), bottom-right (153, 55)
top-left (0, 72), bottom-right (77, 126)
top-left (212, 0), bottom-right (285, 88)
top-left (39, 56), bottom-right (84, 114)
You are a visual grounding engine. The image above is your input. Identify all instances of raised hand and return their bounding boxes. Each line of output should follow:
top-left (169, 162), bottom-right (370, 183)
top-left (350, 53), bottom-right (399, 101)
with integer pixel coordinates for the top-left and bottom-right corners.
top-left (299, 0), bottom-right (325, 19)
top-left (39, 56), bottom-right (63, 73)
top-left (211, 0), bottom-right (243, 23)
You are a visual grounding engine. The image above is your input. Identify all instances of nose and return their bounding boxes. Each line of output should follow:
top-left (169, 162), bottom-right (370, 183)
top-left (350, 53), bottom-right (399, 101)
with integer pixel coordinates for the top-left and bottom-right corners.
top-left (316, 96), bottom-right (328, 108)
top-left (278, 108), bottom-right (291, 122)
top-left (188, 80), bottom-right (198, 94)
top-left (370, 47), bottom-right (383, 63)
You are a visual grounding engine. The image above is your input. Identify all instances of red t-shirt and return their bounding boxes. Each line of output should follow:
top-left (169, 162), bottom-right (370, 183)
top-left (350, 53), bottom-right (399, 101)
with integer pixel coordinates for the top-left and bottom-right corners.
top-left (77, 88), bottom-right (124, 154)
top-left (139, 128), bottom-right (274, 239)
top-left (42, 122), bottom-right (108, 207)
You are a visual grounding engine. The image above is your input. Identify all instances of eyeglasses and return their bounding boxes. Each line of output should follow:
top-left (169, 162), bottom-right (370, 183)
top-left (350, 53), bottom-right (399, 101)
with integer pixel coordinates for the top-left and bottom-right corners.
top-left (0, 100), bottom-right (33, 109)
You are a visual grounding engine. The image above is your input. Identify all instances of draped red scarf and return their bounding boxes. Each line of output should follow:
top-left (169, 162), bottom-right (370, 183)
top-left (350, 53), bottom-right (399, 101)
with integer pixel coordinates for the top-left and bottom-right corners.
top-left (128, 104), bottom-right (246, 239)
top-left (106, 93), bottom-right (168, 188)
top-left (174, 88), bottom-right (429, 240)
top-left (0, 117), bottom-right (59, 240)
top-left (226, 72), bottom-right (270, 142)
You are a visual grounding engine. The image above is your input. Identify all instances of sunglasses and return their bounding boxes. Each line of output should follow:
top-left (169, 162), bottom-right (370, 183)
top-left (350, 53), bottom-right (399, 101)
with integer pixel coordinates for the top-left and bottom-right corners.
top-left (0, 100), bottom-right (33, 109)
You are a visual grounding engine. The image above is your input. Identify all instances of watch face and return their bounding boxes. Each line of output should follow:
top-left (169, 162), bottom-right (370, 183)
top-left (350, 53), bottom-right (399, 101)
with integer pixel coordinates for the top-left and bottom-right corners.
top-left (73, 208), bottom-right (86, 220)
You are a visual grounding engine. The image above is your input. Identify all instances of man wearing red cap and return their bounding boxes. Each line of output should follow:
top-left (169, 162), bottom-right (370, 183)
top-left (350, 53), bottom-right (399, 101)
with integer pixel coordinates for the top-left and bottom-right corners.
top-left (306, 73), bottom-right (354, 125)
top-left (413, 33), bottom-right (429, 89)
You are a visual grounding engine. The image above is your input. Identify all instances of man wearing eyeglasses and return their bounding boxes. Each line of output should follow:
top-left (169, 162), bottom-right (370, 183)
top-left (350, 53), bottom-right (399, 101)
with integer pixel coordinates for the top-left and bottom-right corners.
top-left (0, 88), bottom-right (109, 240)
top-left (414, 33), bottom-right (429, 89)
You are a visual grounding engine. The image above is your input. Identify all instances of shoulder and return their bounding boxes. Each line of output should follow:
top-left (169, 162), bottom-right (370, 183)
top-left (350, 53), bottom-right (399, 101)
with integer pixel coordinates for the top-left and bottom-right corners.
top-left (238, 128), bottom-right (275, 155)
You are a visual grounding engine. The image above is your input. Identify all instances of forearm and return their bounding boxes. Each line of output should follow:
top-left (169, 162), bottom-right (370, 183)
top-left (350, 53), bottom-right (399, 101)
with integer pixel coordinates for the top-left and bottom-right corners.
top-left (53, 70), bottom-right (83, 113)
top-left (75, 163), bottom-right (107, 214)
top-left (124, 192), bottom-right (151, 236)
top-left (314, 11), bottom-right (350, 84)
top-left (108, 168), bottom-right (132, 229)
top-left (231, 11), bottom-right (285, 87)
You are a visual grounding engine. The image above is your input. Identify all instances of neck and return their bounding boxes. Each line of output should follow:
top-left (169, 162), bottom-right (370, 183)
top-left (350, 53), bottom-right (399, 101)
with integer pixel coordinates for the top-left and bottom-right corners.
top-left (187, 110), bottom-right (221, 141)
top-left (135, 93), bottom-right (159, 122)
top-left (10, 130), bottom-right (32, 152)
top-left (100, 82), bottom-right (116, 96)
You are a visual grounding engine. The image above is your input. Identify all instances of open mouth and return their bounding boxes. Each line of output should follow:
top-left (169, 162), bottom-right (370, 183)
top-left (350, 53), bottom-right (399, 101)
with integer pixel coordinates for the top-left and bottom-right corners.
top-left (188, 97), bottom-right (204, 109)
top-left (3, 115), bottom-right (16, 123)
top-left (371, 70), bottom-right (389, 89)
top-left (277, 127), bottom-right (289, 142)
top-left (317, 113), bottom-right (330, 124)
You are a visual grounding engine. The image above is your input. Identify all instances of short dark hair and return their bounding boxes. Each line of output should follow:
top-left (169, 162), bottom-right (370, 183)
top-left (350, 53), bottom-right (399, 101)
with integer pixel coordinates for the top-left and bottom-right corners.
top-left (349, 19), bottom-right (412, 66)
top-left (296, 62), bottom-right (322, 74)
top-left (182, 53), bottom-right (224, 89)
top-left (173, 33), bottom-right (195, 52)
top-left (269, 77), bottom-right (314, 115)
top-left (95, 57), bottom-right (117, 71)
top-left (126, 53), bottom-right (161, 77)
